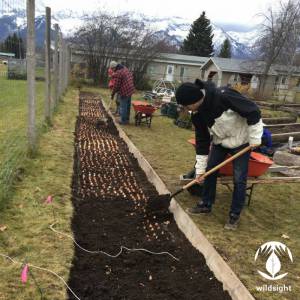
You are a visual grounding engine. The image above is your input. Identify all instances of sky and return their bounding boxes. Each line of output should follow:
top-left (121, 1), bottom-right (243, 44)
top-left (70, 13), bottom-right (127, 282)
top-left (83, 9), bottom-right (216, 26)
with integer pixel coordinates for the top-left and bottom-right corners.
top-left (40, 0), bottom-right (280, 26)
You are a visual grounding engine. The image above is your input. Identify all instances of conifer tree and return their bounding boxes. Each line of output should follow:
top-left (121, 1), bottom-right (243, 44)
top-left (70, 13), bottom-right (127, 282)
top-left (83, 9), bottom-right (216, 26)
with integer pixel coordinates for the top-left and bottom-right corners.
top-left (0, 33), bottom-right (25, 58)
top-left (181, 11), bottom-right (214, 57)
top-left (219, 38), bottom-right (232, 58)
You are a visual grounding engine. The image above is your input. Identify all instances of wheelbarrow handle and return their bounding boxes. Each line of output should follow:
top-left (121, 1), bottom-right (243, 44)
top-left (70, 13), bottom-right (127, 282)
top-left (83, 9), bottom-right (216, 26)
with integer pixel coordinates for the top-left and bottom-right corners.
top-left (170, 145), bottom-right (252, 199)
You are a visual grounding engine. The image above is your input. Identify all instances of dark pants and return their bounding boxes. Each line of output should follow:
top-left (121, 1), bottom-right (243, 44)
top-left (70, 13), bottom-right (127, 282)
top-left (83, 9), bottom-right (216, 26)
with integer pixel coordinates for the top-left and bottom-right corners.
top-left (201, 143), bottom-right (250, 216)
top-left (115, 94), bottom-right (121, 114)
top-left (119, 95), bottom-right (131, 124)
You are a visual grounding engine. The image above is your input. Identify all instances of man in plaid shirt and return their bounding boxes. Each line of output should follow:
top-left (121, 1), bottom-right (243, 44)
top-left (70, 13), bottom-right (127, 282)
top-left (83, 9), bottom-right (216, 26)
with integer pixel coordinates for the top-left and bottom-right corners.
top-left (110, 61), bottom-right (135, 125)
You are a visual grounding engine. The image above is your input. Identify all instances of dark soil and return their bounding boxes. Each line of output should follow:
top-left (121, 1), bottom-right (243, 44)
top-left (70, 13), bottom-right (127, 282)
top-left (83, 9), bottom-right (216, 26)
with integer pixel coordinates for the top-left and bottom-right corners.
top-left (67, 91), bottom-right (231, 300)
top-left (267, 124), bottom-right (300, 134)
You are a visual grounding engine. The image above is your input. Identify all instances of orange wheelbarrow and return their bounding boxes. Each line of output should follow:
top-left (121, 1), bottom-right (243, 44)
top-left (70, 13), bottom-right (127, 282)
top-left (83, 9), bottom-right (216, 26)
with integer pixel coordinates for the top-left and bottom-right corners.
top-left (132, 101), bottom-right (156, 128)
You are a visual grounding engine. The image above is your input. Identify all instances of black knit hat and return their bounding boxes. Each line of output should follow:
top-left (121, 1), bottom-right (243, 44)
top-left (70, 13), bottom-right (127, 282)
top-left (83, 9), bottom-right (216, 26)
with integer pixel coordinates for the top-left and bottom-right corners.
top-left (175, 81), bottom-right (204, 106)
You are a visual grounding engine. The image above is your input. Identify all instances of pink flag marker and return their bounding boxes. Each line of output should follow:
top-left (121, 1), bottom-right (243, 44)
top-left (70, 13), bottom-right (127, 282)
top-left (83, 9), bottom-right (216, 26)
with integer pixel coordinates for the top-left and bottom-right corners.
top-left (45, 195), bottom-right (53, 204)
top-left (21, 264), bottom-right (29, 283)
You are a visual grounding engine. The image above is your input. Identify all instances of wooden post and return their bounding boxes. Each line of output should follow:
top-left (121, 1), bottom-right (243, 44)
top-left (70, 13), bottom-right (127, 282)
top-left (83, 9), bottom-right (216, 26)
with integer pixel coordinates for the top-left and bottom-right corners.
top-left (26, 0), bottom-right (36, 154)
top-left (59, 32), bottom-right (64, 99)
top-left (45, 6), bottom-right (51, 124)
top-left (53, 24), bottom-right (59, 107)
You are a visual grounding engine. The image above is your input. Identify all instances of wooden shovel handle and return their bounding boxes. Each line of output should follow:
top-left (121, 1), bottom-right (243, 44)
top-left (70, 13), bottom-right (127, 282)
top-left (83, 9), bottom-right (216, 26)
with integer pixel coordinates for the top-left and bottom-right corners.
top-left (182, 145), bottom-right (252, 190)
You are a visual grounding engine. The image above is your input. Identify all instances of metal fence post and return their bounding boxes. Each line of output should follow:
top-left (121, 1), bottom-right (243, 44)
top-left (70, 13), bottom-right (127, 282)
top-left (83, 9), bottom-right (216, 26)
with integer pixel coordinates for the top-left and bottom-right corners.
top-left (26, 0), bottom-right (36, 154)
top-left (53, 24), bottom-right (59, 108)
top-left (45, 6), bottom-right (51, 124)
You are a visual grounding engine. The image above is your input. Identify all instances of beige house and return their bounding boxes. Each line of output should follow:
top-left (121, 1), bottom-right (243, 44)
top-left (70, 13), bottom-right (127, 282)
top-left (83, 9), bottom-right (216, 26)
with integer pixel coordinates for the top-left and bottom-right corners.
top-left (146, 53), bottom-right (208, 83)
top-left (0, 52), bottom-right (15, 63)
top-left (200, 57), bottom-right (300, 101)
top-left (70, 49), bottom-right (208, 83)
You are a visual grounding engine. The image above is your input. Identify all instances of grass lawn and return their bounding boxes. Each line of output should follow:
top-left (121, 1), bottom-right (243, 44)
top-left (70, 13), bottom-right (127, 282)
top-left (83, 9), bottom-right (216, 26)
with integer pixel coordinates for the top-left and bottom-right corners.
top-left (0, 83), bottom-right (298, 300)
top-left (0, 68), bottom-right (47, 205)
top-left (0, 87), bottom-right (77, 300)
top-left (87, 86), bottom-right (300, 300)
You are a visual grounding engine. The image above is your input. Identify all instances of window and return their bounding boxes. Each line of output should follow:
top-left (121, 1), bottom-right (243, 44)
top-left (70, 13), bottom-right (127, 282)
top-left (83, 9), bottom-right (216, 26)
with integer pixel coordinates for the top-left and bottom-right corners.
top-left (148, 65), bottom-right (154, 74)
top-left (180, 67), bottom-right (185, 77)
top-left (201, 69), bottom-right (205, 79)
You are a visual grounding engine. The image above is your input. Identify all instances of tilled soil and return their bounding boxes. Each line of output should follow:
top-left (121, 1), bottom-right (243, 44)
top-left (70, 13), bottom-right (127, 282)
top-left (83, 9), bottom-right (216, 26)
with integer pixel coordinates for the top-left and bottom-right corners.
top-left (67, 91), bottom-right (231, 300)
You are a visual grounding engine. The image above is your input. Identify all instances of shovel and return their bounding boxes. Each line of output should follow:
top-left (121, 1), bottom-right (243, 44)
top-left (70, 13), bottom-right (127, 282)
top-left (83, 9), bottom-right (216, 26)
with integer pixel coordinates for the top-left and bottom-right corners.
top-left (96, 97), bottom-right (114, 128)
top-left (170, 145), bottom-right (252, 199)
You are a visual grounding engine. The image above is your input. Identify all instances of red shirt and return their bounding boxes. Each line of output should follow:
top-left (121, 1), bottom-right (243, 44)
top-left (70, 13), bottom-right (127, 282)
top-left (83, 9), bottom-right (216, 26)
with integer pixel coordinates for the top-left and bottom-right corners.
top-left (112, 67), bottom-right (135, 97)
top-left (107, 68), bottom-right (115, 89)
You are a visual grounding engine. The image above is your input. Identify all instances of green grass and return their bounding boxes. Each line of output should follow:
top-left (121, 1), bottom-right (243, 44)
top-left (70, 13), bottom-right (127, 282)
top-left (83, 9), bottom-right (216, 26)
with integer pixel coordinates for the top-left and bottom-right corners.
top-left (0, 83), bottom-right (298, 300)
top-left (0, 70), bottom-right (47, 205)
top-left (87, 86), bottom-right (300, 300)
top-left (0, 88), bottom-right (77, 300)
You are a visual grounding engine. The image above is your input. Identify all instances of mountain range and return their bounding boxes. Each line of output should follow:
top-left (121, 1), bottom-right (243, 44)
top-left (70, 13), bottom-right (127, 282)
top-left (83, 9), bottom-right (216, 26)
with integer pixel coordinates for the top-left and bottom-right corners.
top-left (0, 9), bottom-right (260, 58)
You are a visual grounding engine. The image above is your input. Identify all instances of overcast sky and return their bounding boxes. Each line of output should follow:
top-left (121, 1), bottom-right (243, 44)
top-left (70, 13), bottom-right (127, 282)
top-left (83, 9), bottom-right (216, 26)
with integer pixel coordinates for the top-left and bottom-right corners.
top-left (41, 0), bottom-right (281, 25)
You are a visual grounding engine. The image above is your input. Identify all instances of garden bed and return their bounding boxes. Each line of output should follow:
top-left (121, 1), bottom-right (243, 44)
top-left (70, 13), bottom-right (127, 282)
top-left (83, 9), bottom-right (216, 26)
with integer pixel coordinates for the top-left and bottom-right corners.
top-left (67, 92), bottom-right (231, 299)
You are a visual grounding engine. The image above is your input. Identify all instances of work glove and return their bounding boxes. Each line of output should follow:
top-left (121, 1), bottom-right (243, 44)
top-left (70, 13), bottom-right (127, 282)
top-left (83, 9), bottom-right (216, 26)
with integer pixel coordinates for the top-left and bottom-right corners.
top-left (195, 155), bottom-right (208, 177)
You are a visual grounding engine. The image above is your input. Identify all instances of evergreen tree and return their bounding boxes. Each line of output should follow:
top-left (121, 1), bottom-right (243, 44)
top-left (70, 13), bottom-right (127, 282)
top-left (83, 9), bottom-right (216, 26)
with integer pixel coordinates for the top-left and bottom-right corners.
top-left (0, 33), bottom-right (25, 59)
top-left (219, 38), bottom-right (232, 58)
top-left (181, 11), bottom-right (214, 57)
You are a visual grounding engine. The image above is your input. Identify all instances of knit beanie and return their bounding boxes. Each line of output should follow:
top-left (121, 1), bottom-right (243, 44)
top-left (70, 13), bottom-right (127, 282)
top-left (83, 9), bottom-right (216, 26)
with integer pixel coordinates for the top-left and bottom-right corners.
top-left (176, 81), bottom-right (204, 106)
top-left (109, 61), bottom-right (118, 68)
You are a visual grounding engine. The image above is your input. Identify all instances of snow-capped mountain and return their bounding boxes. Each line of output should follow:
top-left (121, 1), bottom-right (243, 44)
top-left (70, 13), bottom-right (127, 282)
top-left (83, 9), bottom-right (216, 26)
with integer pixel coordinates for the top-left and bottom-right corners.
top-left (0, 8), bottom-right (83, 44)
top-left (148, 16), bottom-right (259, 58)
top-left (0, 9), bottom-right (259, 58)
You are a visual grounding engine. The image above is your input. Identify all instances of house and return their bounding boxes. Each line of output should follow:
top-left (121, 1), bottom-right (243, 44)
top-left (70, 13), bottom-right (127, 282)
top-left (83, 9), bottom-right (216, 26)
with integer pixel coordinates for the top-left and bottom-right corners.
top-left (200, 57), bottom-right (300, 101)
top-left (146, 53), bottom-right (208, 83)
top-left (70, 48), bottom-right (209, 83)
top-left (0, 52), bottom-right (15, 63)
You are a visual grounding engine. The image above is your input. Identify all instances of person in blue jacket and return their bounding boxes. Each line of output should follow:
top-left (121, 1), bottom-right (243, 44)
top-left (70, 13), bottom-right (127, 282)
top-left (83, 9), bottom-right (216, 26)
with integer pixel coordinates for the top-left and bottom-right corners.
top-left (176, 79), bottom-right (263, 230)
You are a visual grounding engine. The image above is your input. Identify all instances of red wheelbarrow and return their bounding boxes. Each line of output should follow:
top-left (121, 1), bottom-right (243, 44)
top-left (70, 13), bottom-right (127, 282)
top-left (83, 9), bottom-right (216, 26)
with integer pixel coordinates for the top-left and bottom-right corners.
top-left (187, 138), bottom-right (273, 177)
top-left (132, 101), bottom-right (156, 128)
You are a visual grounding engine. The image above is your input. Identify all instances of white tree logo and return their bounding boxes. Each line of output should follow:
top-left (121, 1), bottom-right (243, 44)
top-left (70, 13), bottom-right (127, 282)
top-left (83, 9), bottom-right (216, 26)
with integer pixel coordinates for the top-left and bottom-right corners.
top-left (255, 241), bottom-right (293, 280)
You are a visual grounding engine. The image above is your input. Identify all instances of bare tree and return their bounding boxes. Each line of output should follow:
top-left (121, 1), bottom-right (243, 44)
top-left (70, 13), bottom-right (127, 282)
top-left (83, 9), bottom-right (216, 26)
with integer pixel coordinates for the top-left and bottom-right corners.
top-left (71, 12), bottom-right (172, 88)
top-left (255, 0), bottom-right (300, 95)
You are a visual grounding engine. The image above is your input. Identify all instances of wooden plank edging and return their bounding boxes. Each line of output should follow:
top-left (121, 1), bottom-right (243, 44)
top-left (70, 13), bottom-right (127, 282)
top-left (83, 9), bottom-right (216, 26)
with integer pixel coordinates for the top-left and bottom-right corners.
top-left (106, 109), bottom-right (255, 300)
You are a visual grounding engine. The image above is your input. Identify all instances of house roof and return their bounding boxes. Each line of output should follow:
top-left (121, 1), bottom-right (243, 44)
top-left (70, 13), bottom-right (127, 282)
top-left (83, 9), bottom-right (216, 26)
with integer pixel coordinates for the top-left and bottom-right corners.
top-left (153, 53), bottom-right (209, 66)
top-left (0, 52), bottom-right (15, 57)
top-left (201, 57), bottom-right (300, 76)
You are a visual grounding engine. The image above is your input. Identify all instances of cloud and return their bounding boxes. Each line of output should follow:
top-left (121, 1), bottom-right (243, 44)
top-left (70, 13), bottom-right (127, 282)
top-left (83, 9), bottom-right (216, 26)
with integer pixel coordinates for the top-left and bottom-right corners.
top-left (40, 0), bottom-right (274, 25)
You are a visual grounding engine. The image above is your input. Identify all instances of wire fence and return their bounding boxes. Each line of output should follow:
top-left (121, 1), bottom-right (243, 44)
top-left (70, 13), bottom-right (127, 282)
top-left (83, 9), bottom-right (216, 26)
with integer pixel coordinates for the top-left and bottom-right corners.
top-left (0, 0), bottom-right (70, 205)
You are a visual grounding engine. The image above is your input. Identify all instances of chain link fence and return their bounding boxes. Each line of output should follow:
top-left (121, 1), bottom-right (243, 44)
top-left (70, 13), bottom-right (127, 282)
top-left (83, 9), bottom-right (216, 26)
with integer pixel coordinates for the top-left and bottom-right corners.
top-left (0, 0), bottom-right (70, 205)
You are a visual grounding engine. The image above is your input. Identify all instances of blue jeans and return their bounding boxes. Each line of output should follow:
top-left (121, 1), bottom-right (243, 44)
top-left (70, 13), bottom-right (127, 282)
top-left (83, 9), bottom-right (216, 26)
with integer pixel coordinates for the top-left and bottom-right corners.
top-left (119, 96), bottom-right (131, 124)
top-left (201, 143), bottom-right (250, 216)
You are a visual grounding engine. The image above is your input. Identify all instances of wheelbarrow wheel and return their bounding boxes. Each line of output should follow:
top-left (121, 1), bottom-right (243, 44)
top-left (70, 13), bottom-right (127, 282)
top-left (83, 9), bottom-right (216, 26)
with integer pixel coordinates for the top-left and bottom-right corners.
top-left (135, 112), bottom-right (142, 126)
top-left (147, 116), bottom-right (152, 128)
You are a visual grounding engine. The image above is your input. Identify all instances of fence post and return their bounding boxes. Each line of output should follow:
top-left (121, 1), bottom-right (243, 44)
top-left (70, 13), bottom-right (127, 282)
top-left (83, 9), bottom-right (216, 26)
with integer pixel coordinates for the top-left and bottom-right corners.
top-left (67, 45), bottom-right (71, 86)
top-left (26, 0), bottom-right (36, 154)
top-left (64, 43), bottom-right (69, 91)
top-left (59, 32), bottom-right (64, 99)
top-left (45, 6), bottom-right (51, 124)
top-left (53, 24), bottom-right (59, 108)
